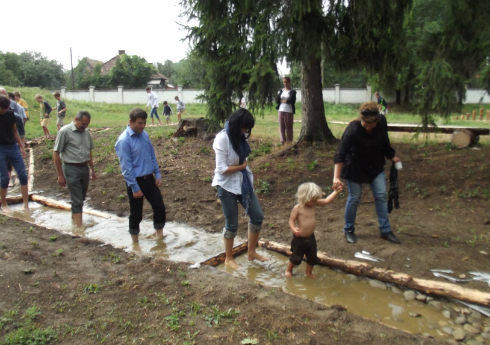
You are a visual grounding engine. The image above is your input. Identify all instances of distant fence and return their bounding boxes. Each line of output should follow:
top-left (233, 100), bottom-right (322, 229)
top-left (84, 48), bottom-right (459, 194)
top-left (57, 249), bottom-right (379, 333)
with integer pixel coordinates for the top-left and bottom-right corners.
top-left (60, 85), bottom-right (490, 105)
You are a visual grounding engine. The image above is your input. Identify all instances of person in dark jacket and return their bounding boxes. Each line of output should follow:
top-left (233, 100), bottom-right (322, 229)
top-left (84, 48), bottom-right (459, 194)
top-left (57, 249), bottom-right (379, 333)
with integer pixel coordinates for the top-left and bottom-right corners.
top-left (333, 101), bottom-right (401, 244)
top-left (275, 76), bottom-right (297, 145)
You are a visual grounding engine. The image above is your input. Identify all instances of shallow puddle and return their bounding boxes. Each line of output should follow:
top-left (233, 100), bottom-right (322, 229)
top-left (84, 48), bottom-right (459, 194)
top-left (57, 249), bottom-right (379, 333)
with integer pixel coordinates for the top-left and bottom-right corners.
top-left (7, 201), bottom-right (485, 341)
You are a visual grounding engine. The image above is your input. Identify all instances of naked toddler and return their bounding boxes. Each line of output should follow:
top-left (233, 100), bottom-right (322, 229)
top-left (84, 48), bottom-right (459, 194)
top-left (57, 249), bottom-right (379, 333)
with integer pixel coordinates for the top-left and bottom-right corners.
top-left (286, 182), bottom-right (341, 278)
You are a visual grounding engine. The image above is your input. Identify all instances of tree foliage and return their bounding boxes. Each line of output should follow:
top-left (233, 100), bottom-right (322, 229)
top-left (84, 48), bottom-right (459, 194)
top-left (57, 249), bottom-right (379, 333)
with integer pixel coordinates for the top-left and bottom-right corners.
top-left (108, 55), bottom-right (156, 89)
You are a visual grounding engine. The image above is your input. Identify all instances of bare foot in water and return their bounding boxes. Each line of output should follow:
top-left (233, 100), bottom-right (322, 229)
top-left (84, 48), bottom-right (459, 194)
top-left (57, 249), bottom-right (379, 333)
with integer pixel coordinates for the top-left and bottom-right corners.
top-left (306, 273), bottom-right (318, 279)
top-left (0, 205), bottom-right (12, 214)
top-left (285, 270), bottom-right (292, 277)
top-left (225, 259), bottom-right (240, 269)
top-left (248, 252), bottom-right (269, 262)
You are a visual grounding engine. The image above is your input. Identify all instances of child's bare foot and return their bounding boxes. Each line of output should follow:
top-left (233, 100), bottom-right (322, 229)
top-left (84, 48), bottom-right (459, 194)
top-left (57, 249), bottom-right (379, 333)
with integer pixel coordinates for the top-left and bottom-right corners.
top-left (247, 252), bottom-right (269, 262)
top-left (0, 205), bottom-right (12, 214)
top-left (306, 273), bottom-right (318, 279)
top-left (225, 259), bottom-right (240, 269)
top-left (285, 270), bottom-right (292, 277)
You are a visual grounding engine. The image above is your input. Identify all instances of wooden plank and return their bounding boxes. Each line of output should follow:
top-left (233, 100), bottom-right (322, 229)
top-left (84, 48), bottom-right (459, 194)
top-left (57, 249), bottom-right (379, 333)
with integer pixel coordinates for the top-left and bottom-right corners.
top-left (386, 125), bottom-right (489, 135)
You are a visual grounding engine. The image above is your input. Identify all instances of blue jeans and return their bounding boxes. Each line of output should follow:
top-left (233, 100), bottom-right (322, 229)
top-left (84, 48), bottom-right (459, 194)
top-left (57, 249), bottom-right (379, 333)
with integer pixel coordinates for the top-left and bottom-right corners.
top-left (150, 107), bottom-right (160, 120)
top-left (0, 144), bottom-right (28, 188)
top-left (216, 185), bottom-right (263, 239)
top-left (344, 171), bottom-right (391, 234)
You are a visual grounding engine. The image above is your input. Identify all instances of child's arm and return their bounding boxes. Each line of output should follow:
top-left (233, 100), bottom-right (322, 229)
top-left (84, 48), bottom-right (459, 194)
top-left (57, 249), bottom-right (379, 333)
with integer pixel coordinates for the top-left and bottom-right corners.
top-left (288, 205), bottom-right (301, 237)
top-left (316, 190), bottom-right (341, 207)
top-left (44, 102), bottom-right (52, 115)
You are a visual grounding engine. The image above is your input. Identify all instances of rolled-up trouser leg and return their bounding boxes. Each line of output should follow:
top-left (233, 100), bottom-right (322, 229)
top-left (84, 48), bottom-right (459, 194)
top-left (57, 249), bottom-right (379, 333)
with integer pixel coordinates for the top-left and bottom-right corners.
top-left (217, 186), bottom-right (239, 239)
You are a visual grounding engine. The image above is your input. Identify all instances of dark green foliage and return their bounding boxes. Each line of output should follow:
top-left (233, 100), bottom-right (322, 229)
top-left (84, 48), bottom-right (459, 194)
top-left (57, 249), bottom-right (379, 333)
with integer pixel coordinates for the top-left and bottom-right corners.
top-left (108, 55), bottom-right (156, 89)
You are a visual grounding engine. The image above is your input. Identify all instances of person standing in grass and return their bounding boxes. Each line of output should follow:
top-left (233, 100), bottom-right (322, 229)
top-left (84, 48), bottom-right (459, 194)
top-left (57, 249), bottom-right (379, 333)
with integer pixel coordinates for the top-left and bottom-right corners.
top-left (174, 96), bottom-right (185, 123)
top-left (13, 91), bottom-right (29, 122)
top-left (53, 92), bottom-right (67, 131)
top-left (212, 108), bottom-right (268, 269)
top-left (0, 95), bottom-right (29, 212)
top-left (145, 87), bottom-right (162, 126)
top-left (115, 108), bottom-right (166, 243)
top-left (34, 94), bottom-right (52, 138)
top-left (53, 111), bottom-right (97, 228)
top-left (275, 76), bottom-right (296, 145)
top-left (162, 101), bottom-right (172, 125)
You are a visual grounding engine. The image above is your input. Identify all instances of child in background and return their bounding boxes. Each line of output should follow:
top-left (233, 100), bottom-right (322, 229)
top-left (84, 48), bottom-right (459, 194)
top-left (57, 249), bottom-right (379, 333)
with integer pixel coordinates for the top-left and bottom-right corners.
top-left (34, 94), bottom-right (52, 138)
top-left (53, 92), bottom-right (67, 131)
top-left (286, 182), bottom-right (342, 278)
top-left (162, 101), bottom-right (173, 125)
top-left (13, 91), bottom-right (29, 122)
top-left (174, 96), bottom-right (185, 122)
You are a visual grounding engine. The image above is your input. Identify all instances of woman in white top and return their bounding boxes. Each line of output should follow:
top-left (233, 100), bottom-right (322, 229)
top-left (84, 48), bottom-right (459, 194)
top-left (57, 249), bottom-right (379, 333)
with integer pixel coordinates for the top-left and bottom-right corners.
top-left (275, 76), bottom-right (297, 145)
top-left (212, 109), bottom-right (269, 269)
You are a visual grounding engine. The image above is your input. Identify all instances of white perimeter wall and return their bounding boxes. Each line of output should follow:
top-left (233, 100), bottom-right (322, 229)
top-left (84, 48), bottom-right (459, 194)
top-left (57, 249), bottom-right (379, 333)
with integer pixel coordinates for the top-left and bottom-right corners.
top-left (61, 86), bottom-right (489, 105)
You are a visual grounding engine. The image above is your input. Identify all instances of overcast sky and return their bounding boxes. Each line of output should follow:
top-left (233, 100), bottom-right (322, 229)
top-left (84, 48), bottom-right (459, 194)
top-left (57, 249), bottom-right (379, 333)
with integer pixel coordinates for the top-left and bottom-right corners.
top-left (3, 0), bottom-right (288, 75)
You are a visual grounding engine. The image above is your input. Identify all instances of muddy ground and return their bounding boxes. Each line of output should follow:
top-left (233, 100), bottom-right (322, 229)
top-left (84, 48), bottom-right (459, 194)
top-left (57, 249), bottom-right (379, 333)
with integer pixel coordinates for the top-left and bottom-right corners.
top-left (1, 126), bottom-right (489, 344)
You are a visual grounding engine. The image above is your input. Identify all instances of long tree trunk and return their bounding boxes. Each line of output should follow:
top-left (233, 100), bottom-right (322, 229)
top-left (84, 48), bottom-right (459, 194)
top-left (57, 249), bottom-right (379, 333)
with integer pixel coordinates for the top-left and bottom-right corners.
top-left (395, 89), bottom-right (401, 105)
top-left (299, 56), bottom-right (336, 143)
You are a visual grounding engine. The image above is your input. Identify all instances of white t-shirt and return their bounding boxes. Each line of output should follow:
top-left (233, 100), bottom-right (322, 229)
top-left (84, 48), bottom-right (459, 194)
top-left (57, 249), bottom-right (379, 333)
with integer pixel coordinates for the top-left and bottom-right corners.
top-left (278, 90), bottom-right (293, 113)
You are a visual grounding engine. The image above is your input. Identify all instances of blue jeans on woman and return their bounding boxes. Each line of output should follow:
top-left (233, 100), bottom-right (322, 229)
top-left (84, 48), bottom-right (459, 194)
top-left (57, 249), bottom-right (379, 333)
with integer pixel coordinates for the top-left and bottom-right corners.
top-left (150, 106), bottom-right (160, 120)
top-left (344, 171), bottom-right (391, 234)
top-left (0, 144), bottom-right (28, 188)
top-left (216, 185), bottom-right (263, 239)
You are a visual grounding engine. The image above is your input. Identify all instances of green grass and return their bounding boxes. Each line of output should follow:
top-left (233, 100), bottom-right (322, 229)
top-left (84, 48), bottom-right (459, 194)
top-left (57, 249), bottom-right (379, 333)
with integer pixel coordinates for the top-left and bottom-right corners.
top-left (4, 86), bottom-right (490, 144)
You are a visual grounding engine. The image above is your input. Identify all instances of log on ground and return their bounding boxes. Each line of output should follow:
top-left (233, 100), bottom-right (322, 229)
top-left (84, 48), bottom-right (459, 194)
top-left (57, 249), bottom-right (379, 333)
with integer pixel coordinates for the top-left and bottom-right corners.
top-left (451, 129), bottom-right (480, 148)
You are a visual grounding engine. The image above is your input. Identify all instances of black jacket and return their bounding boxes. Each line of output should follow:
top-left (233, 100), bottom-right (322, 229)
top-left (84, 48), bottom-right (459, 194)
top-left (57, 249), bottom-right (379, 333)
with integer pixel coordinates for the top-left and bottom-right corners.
top-left (275, 89), bottom-right (297, 114)
top-left (333, 115), bottom-right (395, 183)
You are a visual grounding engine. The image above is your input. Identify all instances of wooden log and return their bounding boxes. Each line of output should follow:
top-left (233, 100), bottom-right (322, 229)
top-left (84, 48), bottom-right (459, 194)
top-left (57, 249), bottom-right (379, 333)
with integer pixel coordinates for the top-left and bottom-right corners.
top-left (466, 113), bottom-right (471, 120)
top-left (451, 129), bottom-right (480, 148)
top-left (259, 240), bottom-right (490, 307)
top-left (5, 195), bottom-right (24, 205)
top-left (480, 108), bottom-right (484, 120)
top-left (30, 195), bottom-right (115, 219)
top-left (472, 110), bottom-right (477, 121)
top-left (200, 241), bottom-right (248, 266)
top-left (461, 114), bottom-right (464, 120)
top-left (386, 125), bottom-right (489, 135)
top-left (487, 110), bottom-right (490, 121)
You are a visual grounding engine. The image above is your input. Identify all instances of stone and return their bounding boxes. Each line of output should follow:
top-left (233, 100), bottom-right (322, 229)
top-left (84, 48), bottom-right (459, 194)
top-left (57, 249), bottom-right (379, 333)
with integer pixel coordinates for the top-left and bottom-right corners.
top-left (461, 308), bottom-right (471, 315)
top-left (443, 310), bottom-right (452, 319)
top-left (369, 280), bottom-right (387, 289)
top-left (346, 274), bottom-right (358, 282)
top-left (464, 324), bottom-right (481, 334)
top-left (416, 294), bottom-right (427, 302)
top-left (404, 291), bottom-right (416, 301)
top-left (453, 306), bottom-right (461, 313)
top-left (445, 340), bottom-right (458, 345)
top-left (409, 312), bottom-right (421, 318)
top-left (391, 286), bottom-right (403, 294)
top-left (455, 316), bottom-right (466, 325)
top-left (468, 317), bottom-right (479, 324)
top-left (471, 322), bottom-right (482, 329)
top-left (452, 329), bottom-right (466, 341)
top-left (426, 297), bottom-right (434, 303)
top-left (442, 326), bottom-right (454, 334)
top-left (439, 320), bottom-right (449, 326)
top-left (481, 332), bottom-right (490, 340)
top-left (429, 301), bottom-right (442, 310)
top-left (470, 311), bottom-right (482, 320)
top-left (475, 336), bottom-right (484, 342)
top-left (465, 340), bottom-right (483, 345)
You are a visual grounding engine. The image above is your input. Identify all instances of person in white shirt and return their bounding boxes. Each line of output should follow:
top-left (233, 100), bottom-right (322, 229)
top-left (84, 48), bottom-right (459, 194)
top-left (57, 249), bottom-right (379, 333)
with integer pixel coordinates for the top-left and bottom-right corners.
top-left (275, 76), bottom-right (297, 145)
top-left (145, 87), bottom-right (162, 126)
top-left (211, 109), bottom-right (269, 269)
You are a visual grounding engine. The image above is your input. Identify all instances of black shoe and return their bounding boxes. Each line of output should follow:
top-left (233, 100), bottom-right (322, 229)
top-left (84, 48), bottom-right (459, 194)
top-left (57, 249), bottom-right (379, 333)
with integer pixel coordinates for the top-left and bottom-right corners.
top-left (380, 231), bottom-right (400, 244)
top-left (345, 232), bottom-right (357, 244)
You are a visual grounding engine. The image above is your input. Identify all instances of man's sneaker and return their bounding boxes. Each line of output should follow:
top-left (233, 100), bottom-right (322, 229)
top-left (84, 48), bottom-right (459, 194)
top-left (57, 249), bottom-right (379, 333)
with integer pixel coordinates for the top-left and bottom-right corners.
top-left (345, 232), bottom-right (357, 244)
top-left (380, 231), bottom-right (400, 244)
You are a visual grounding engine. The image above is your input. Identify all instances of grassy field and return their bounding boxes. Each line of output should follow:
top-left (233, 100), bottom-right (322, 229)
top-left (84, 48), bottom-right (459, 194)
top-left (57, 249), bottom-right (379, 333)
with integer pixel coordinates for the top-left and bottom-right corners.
top-left (4, 86), bottom-right (490, 144)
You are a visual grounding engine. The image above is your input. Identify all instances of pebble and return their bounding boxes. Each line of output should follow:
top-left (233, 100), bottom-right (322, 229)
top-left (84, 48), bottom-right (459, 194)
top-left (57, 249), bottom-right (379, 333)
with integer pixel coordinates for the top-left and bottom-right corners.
top-left (472, 322), bottom-right (482, 329)
top-left (416, 294), bottom-right (427, 302)
top-left (462, 308), bottom-right (471, 315)
top-left (409, 312), bottom-right (421, 318)
top-left (468, 317), bottom-right (480, 324)
top-left (426, 297), bottom-right (434, 303)
top-left (454, 306), bottom-right (461, 313)
top-left (483, 327), bottom-right (490, 333)
top-left (452, 329), bottom-right (466, 341)
top-left (455, 316), bottom-right (467, 325)
top-left (475, 336), bottom-right (485, 342)
top-left (442, 310), bottom-right (452, 319)
top-left (428, 301), bottom-right (442, 310)
top-left (464, 324), bottom-right (481, 334)
top-left (346, 274), bottom-right (358, 282)
top-left (391, 286), bottom-right (403, 294)
top-left (404, 290), bottom-right (416, 301)
top-left (481, 332), bottom-right (490, 340)
top-left (465, 340), bottom-right (484, 345)
top-left (446, 340), bottom-right (459, 345)
top-left (470, 311), bottom-right (482, 320)
top-left (369, 280), bottom-right (387, 289)
top-left (439, 320), bottom-right (448, 326)
top-left (442, 326), bottom-right (454, 334)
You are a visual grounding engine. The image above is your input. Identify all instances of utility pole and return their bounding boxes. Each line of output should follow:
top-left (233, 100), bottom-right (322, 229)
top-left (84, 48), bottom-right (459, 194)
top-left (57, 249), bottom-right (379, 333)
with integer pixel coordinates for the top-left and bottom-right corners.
top-left (70, 47), bottom-right (75, 89)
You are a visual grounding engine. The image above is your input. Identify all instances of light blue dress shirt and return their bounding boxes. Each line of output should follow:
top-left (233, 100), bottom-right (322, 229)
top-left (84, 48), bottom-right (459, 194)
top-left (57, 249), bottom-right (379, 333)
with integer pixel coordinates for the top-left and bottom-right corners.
top-left (115, 126), bottom-right (161, 193)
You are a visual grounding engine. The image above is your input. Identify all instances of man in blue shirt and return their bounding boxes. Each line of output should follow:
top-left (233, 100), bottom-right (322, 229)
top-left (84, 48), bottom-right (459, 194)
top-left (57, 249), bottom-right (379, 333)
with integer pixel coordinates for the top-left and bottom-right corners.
top-left (115, 108), bottom-right (166, 243)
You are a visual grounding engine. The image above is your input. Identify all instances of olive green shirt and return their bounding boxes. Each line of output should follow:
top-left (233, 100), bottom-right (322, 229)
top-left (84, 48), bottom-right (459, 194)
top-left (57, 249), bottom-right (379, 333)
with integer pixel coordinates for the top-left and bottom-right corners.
top-left (53, 122), bottom-right (94, 163)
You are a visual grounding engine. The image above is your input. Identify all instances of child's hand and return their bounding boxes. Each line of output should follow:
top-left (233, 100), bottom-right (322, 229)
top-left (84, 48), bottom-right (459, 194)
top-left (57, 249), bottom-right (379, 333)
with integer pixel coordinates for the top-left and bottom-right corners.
top-left (293, 228), bottom-right (301, 237)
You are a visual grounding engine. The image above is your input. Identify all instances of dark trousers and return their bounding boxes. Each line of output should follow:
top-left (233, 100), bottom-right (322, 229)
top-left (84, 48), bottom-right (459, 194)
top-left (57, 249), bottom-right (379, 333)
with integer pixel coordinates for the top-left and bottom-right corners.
top-left (126, 174), bottom-right (166, 235)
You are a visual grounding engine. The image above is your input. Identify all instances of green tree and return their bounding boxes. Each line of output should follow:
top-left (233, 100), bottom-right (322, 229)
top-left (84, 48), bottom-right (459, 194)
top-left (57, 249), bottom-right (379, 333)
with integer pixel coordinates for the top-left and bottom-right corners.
top-left (176, 54), bottom-right (207, 88)
top-left (17, 52), bottom-right (65, 88)
top-left (157, 60), bottom-right (178, 83)
top-left (184, 0), bottom-right (412, 141)
top-left (0, 52), bottom-right (21, 86)
top-left (108, 55), bottom-right (156, 88)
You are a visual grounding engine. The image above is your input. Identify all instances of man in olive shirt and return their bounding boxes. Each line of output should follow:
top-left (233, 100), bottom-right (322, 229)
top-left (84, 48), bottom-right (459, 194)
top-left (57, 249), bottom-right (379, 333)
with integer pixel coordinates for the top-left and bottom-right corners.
top-left (53, 111), bottom-right (97, 227)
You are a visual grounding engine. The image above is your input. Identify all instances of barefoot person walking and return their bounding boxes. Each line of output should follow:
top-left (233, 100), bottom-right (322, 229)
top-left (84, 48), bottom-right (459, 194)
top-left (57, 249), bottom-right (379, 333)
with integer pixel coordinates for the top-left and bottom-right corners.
top-left (211, 108), bottom-right (268, 269)
top-left (53, 111), bottom-right (97, 227)
top-left (115, 108), bottom-right (166, 243)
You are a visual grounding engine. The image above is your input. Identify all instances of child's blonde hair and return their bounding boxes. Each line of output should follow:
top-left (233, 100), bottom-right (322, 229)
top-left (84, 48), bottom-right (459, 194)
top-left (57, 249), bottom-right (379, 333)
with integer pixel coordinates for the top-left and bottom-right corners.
top-left (296, 182), bottom-right (323, 205)
top-left (34, 94), bottom-right (43, 100)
